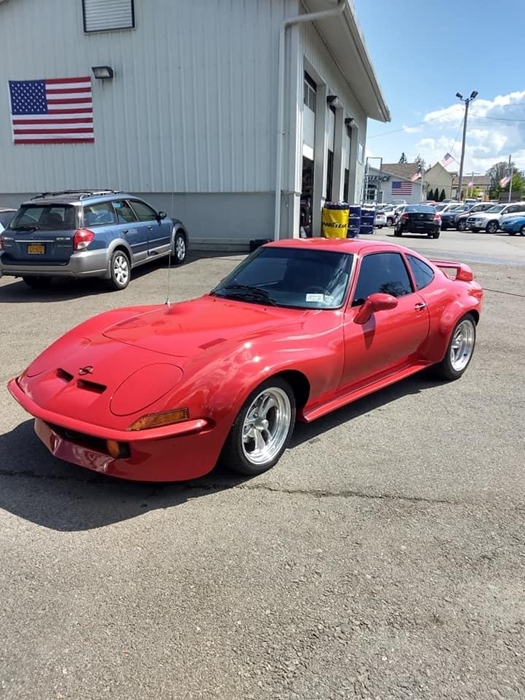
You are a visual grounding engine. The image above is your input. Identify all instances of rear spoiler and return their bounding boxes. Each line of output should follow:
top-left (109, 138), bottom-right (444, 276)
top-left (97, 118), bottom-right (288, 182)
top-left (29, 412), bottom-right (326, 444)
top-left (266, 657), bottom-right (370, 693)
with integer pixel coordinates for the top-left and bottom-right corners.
top-left (430, 259), bottom-right (474, 282)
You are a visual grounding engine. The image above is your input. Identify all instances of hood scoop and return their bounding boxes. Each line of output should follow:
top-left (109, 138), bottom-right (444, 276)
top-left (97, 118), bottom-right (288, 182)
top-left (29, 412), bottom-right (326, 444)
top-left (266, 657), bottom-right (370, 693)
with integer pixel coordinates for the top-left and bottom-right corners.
top-left (199, 337), bottom-right (228, 350)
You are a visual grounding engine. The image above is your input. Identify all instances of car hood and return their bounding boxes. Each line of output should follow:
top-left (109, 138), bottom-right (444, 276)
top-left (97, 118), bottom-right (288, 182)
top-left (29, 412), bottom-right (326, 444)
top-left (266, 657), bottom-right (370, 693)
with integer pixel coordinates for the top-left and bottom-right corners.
top-left (101, 296), bottom-right (307, 358)
top-left (18, 296), bottom-right (309, 424)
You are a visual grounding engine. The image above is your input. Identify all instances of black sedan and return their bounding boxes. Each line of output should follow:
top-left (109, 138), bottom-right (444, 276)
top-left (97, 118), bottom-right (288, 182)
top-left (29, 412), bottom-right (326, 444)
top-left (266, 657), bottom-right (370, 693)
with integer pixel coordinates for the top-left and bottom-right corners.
top-left (440, 205), bottom-right (472, 230)
top-left (394, 205), bottom-right (441, 239)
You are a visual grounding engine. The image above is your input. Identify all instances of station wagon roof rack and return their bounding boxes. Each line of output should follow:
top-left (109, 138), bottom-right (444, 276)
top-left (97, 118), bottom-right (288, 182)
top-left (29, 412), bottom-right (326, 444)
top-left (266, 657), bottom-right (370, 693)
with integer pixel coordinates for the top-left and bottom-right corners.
top-left (31, 189), bottom-right (122, 200)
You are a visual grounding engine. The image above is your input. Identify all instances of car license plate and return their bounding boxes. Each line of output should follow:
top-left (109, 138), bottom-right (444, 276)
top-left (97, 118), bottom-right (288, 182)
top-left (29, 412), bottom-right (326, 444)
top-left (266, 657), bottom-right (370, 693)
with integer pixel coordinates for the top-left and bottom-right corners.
top-left (27, 244), bottom-right (45, 254)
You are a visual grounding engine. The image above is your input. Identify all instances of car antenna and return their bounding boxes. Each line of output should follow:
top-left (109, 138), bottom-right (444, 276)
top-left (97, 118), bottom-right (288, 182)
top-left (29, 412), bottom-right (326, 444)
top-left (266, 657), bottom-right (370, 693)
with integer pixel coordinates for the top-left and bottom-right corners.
top-left (164, 191), bottom-right (174, 307)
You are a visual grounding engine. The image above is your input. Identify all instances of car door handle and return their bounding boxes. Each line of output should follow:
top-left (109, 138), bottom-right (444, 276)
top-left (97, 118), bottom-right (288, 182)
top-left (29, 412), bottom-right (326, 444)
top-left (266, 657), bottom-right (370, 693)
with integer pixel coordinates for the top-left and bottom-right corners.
top-left (414, 302), bottom-right (427, 311)
top-left (147, 225), bottom-right (153, 230)
top-left (122, 229), bottom-right (129, 234)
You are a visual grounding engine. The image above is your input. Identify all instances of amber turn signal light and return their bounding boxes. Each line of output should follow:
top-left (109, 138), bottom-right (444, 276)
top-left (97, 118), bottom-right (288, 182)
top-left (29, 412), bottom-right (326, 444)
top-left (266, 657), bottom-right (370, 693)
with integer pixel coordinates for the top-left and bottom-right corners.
top-left (127, 408), bottom-right (189, 431)
top-left (106, 440), bottom-right (130, 459)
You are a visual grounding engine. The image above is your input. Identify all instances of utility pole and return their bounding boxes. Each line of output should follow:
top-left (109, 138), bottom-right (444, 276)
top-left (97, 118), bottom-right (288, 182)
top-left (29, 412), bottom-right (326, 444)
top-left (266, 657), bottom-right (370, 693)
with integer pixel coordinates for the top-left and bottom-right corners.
top-left (508, 154), bottom-right (513, 203)
top-left (456, 90), bottom-right (478, 201)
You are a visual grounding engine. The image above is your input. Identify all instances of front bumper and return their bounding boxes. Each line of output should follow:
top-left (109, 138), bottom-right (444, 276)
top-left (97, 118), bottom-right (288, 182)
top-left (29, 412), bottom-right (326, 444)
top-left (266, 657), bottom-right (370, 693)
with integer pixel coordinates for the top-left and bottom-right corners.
top-left (8, 377), bottom-right (224, 482)
top-left (0, 248), bottom-right (110, 279)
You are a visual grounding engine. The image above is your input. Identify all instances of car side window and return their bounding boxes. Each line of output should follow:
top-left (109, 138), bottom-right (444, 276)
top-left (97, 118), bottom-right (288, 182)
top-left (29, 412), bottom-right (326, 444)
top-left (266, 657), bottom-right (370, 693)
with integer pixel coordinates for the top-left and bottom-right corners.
top-left (83, 202), bottom-right (116, 226)
top-left (129, 200), bottom-right (158, 222)
top-left (352, 252), bottom-right (413, 306)
top-left (113, 200), bottom-right (138, 224)
top-left (406, 254), bottom-right (435, 291)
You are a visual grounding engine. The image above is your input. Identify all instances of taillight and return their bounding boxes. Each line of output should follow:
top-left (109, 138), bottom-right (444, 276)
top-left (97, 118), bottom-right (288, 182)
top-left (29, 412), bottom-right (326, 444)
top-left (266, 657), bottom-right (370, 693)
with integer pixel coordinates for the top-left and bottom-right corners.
top-left (0, 235), bottom-right (3, 251)
top-left (73, 228), bottom-right (95, 251)
top-left (401, 213), bottom-right (409, 221)
top-left (434, 214), bottom-right (442, 223)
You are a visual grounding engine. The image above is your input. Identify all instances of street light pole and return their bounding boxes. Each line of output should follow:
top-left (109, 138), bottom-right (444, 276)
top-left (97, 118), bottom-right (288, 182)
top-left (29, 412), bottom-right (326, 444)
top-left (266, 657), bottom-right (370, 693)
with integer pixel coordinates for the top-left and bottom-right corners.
top-left (456, 90), bottom-right (478, 201)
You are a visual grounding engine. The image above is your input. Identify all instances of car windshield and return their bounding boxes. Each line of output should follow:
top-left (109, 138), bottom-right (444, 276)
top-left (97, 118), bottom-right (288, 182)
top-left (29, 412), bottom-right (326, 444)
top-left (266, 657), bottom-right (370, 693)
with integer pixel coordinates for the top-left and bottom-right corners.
top-left (9, 204), bottom-right (77, 231)
top-left (485, 205), bottom-right (505, 213)
top-left (210, 246), bottom-right (354, 310)
top-left (0, 211), bottom-right (15, 228)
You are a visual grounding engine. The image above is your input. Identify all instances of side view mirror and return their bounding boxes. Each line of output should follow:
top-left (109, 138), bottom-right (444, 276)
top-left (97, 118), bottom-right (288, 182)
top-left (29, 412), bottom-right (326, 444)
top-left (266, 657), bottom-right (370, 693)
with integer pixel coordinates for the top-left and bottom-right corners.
top-left (157, 211), bottom-right (167, 220)
top-left (353, 292), bottom-right (398, 325)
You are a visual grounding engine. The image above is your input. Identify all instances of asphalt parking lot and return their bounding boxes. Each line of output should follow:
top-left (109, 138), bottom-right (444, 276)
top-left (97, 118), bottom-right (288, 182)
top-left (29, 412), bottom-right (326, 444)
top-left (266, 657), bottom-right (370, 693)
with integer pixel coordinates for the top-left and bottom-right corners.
top-left (1, 229), bottom-right (524, 700)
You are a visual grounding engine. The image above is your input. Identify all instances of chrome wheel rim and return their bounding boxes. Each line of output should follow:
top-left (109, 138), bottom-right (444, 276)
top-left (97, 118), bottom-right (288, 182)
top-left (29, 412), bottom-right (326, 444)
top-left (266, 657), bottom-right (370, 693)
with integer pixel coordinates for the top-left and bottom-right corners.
top-left (450, 319), bottom-right (475, 372)
top-left (175, 234), bottom-right (186, 261)
top-left (241, 387), bottom-right (291, 466)
top-left (113, 254), bottom-right (129, 286)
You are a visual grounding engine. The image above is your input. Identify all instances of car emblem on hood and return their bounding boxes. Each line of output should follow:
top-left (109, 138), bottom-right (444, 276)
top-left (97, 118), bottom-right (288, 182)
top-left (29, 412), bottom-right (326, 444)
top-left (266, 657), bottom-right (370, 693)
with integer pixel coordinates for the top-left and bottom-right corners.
top-left (78, 365), bottom-right (94, 375)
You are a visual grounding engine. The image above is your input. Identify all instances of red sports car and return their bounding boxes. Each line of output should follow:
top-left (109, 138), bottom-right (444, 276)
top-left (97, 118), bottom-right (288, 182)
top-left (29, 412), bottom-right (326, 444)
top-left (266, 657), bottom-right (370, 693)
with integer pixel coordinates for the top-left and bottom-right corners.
top-left (8, 239), bottom-right (483, 482)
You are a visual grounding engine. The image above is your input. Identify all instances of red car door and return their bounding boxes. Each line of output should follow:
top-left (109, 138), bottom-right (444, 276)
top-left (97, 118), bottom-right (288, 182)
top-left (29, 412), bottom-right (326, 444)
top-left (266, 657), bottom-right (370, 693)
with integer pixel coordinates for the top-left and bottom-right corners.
top-left (340, 251), bottom-right (430, 387)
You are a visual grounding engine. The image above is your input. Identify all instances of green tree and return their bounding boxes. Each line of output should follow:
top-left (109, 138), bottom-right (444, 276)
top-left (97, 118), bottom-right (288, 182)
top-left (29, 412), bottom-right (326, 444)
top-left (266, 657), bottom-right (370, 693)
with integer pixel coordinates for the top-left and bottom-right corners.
top-left (414, 154), bottom-right (426, 171)
top-left (439, 189), bottom-right (446, 202)
top-left (428, 188), bottom-right (436, 201)
top-left (398, 152), bottom-right (407, 164)
top-left (486, 160), bottom-right (525, 199)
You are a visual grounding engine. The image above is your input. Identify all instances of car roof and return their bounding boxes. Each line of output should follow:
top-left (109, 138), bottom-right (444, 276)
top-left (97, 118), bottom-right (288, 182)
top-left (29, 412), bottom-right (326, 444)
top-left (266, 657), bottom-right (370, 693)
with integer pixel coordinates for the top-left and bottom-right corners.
top-left (21, 190), bottom-right (136, 206)
top-left (265, 238), bottom-right (424, 256)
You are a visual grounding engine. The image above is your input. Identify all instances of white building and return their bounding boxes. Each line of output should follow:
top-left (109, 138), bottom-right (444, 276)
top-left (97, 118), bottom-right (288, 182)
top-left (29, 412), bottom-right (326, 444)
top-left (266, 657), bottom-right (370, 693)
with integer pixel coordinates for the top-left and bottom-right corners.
top-left (365, 163), bottom-right (424, 205)
top-left (0, 0), bottom-right (389, 248)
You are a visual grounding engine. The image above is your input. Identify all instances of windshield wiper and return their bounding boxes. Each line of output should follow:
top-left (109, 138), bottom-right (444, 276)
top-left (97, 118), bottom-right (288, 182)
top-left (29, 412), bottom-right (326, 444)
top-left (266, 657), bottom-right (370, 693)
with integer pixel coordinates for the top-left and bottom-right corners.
top-left (213, 284), bottom-right (277, 306)
top-left (13, 225), bottom-right (39, 232)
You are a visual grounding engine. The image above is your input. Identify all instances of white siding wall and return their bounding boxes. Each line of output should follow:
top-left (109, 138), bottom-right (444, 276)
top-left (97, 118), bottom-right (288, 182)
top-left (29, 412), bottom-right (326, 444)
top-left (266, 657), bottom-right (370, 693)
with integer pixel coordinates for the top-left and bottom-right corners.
top-left (299, 21), bottom-right (367, 204)
top-left (0, 0), bottom-right (297, 194)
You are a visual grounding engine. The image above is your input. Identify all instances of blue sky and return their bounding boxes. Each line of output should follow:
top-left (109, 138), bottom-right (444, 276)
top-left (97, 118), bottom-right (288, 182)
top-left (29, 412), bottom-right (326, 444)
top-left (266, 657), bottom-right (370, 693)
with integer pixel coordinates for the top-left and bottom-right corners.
top-left (352, 0), bottom-right (525, 174)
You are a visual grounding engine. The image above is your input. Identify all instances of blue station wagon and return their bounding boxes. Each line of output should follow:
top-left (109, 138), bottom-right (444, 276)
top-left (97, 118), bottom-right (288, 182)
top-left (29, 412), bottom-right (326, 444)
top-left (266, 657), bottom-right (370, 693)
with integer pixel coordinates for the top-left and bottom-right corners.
top-left (0, 190), bottom-right (189, 290)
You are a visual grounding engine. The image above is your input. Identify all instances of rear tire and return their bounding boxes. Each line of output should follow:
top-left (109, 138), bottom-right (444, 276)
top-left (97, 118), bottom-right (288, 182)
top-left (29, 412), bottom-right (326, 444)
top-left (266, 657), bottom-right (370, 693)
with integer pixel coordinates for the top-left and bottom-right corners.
top-left (432, 314), bottom-right (476, 381)
top-left (387, 217), bottom-right (394, 226)
top-left (22, 276), bottom-right (51, 289)
top-left (520, 225), bottom-right (525, 236)
top-left (221, 377), bottom-right (296, 476)
top-left (171, 230), bottom-right (187, 265)
top-left (108, 250), bottom-right (130, 290)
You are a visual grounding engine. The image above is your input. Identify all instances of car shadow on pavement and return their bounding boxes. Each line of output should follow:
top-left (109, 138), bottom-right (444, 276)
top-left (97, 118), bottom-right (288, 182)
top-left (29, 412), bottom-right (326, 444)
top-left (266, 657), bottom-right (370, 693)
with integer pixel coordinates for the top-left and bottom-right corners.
top-left (0, 373), bottom-right (442, 533)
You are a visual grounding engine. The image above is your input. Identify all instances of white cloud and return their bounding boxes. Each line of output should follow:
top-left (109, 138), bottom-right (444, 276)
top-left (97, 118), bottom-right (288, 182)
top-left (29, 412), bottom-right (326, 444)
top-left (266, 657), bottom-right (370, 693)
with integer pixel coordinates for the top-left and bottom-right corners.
top-left (371, 91), bottom-right (525, 174)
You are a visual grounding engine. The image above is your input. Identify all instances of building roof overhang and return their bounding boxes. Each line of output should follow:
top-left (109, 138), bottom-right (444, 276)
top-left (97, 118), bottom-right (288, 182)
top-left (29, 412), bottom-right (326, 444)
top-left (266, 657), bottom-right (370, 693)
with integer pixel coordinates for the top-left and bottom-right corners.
top-left (302, 0), bottom-right (390, 123)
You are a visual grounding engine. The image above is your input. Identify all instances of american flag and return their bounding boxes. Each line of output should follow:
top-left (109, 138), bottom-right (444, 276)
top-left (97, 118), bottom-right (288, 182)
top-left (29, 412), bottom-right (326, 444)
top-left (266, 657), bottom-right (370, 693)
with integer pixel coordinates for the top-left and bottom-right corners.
top-left (8, 77), bottom-right (94, 144)
top-left (439, 152), bottom-right (454, 167)
top-left (392, 181), bottom-right (413, 195)
top-left (499, 174), bottom-right (511, 188)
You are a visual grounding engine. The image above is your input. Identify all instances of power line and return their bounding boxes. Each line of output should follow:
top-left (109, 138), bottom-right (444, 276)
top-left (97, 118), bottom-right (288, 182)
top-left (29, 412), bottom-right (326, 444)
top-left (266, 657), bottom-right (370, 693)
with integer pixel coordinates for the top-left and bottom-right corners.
top-left (368, 105), bottom-right (525, 139)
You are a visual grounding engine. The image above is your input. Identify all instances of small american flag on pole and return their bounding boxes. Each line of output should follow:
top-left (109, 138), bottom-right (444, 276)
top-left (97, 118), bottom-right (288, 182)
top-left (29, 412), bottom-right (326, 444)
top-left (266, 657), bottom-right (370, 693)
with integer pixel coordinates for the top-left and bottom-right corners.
top-left (8, 76), bottom-right (94, 144)
top-left (392, 181), bottom-right (413, 195)
top-left (439, 152), bottom-right (454, 167)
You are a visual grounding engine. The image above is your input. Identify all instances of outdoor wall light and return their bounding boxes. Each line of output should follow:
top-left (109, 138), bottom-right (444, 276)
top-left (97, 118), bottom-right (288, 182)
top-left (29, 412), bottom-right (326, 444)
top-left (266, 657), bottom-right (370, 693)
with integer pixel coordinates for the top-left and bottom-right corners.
top-left (327, 95), bottom-right (342, 109)
top-left (91, 66), bottom-right (114, 80)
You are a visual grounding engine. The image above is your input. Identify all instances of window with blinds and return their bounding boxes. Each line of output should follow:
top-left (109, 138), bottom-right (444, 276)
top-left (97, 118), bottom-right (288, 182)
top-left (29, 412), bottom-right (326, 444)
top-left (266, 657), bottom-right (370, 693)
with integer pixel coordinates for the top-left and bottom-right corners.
top-left (82, 0), bottom-right (135, 32)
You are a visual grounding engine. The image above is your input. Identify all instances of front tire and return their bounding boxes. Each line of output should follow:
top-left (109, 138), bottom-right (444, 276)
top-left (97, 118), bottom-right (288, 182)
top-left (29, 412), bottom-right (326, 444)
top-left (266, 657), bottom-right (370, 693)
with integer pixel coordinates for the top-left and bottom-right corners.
top-left (221, 377), bottom-right (296, 475)
top-left (432, 314), bottom-right (476, 381)
top-left (171, 230), bottom-right (187, 265)
top-left (486, 221), bottom-right (498, 234)
top-left (394, 229), bottom-right (402, 237)
top-left (519, 225), bottom-right (525, 236)
top-left (457, 220), bottom-right (467, 231)
top-left (108, 250), bottom-right (130, 290)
